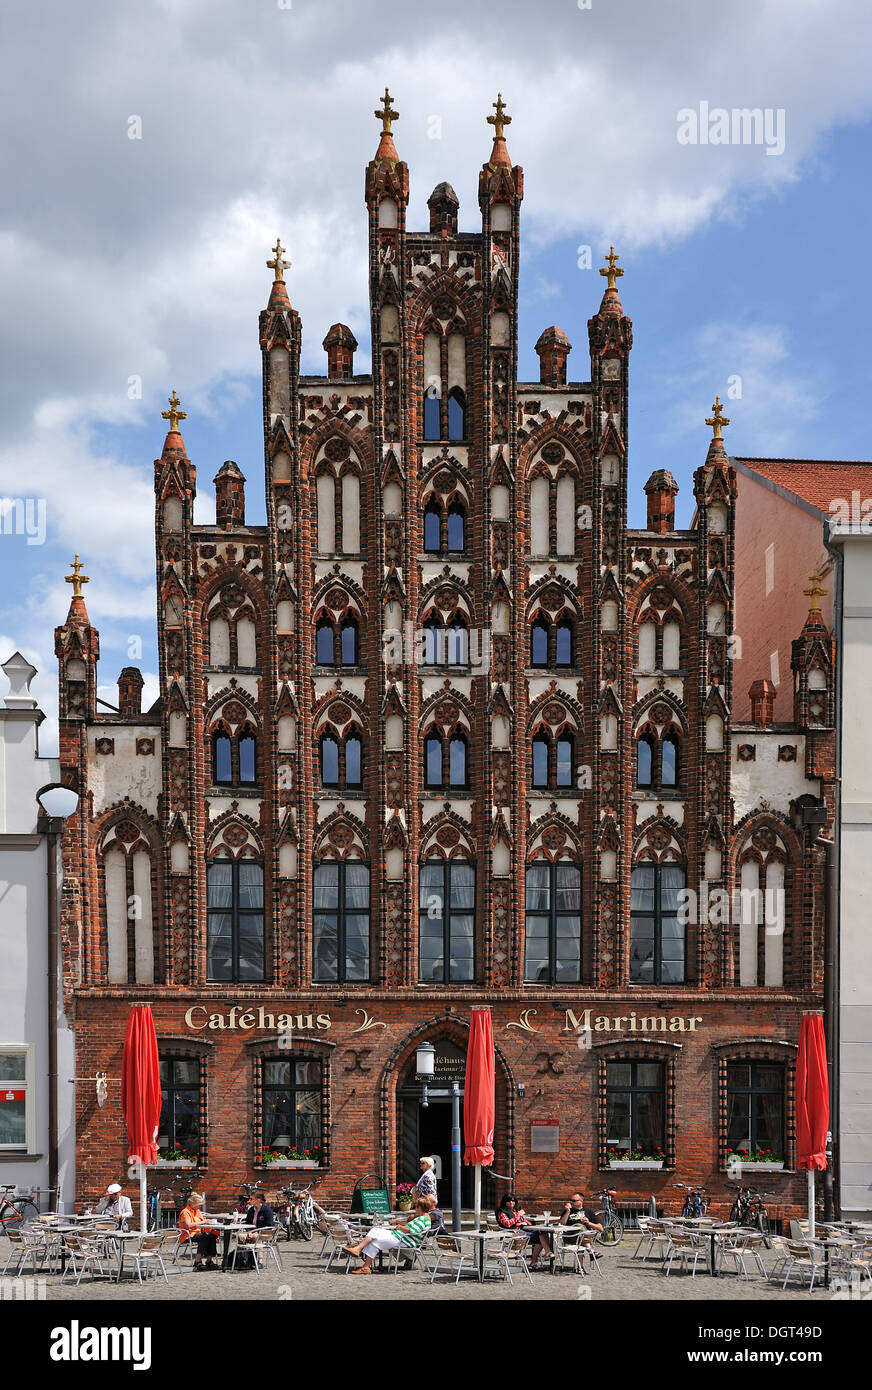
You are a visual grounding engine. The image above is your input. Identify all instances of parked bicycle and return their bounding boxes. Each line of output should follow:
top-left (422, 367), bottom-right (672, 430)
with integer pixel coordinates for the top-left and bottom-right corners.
top-left (232, 1180), bottom-right (264, 1216)
top-left (594, 1188), bottom-right (624, 1245)
top-left (727, 1183), bottom-right (773, 1247)
top-left (0, 1184), bottom-right (51, 1234)
top-left (674, 1181), bottom-right (709, 1218)
top-left (277, 1180), bottom-right (322, 1241)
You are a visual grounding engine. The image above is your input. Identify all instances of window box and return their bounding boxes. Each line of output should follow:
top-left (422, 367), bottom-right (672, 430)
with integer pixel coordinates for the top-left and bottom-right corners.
top-left (728, 1161), bottom-right (784, 1172)
top-left (154, 1158), bottom-right (196, 1169)
top-left (258, 1160), bottom-right (320, 1170)
top-left (608, 1160), bottom-right (664, 1171)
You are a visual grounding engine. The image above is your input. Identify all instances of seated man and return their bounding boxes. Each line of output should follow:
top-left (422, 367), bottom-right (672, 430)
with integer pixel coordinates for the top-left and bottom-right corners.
top-left (95, 1182), bottom-right (134, 1226)
top-left (558, 1193), bottom-right (603, 1269)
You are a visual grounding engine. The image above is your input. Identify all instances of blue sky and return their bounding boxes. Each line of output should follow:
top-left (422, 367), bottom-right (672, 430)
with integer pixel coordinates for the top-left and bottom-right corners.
top-left (2, 0), bottom-right (871, 751)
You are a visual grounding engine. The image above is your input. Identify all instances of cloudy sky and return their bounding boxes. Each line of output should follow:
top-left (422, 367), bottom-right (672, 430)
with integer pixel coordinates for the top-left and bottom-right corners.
top-left (2, 0), bottom-right (871, 750)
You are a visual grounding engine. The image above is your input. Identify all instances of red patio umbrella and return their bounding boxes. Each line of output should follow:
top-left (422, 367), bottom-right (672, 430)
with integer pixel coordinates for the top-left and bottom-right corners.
top-left (464, 1006), bottom-right (495, 1230)
top-left (121, 1003), bottom-right (161, 1232)
top-left (796, 1012), bottom-right (829, 1239)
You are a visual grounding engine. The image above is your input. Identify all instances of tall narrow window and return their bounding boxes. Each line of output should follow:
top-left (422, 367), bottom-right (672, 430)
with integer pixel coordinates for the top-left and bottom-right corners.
top-left (424, 500), bottom-right (441, 551)
top-left (313, 861), bottom-right (370, 982)
top-left (449, 736), bottom-right (467, 787)
top-left (531, 620), bottom-right (548, 667)
top-left (345, 735), bottom-right (362, 787)
top-left (206, 859), bottom-right (265, 982)
top-left (448, 387), bottom-right (466, 440)
top-left (316, 620), bottom-right (334, 666)
top-left (630, 862), bottom-right (686, 984)
top-left (447, 503), bottom-right (465, 552)
top-left (423, 393), bottom-right (440, 440)
top-left (340, 618), bottom-right (359, 665)
top-left (636, 736), bottom-right (654, 788)
top-left (661, 734), bottom-right (678, 787)
top-left (532, 735), bottom-right (549, 788)
top-left (239, 733), bottom-right (256, 784)
top-left (213, 733), bottom-right (232, 785)
top-left (422, 620), bottom-right (442, 666)
top-left (320, 734), bottom-right (339, 786)
top-left (418, 860), bottom-right (475, 983)
top-left (158, 1058), bottom-right (201, 1159)
top-left (556, 736), bottom-right (573, 787)
top-left (424, 736), bottom-right (442, 787)
top-left (555, 620), bottom-right (573, 667)
top-left (524, 862), bottom-right (582, 983)
top-left (446, 621), bottom-right (468, 666)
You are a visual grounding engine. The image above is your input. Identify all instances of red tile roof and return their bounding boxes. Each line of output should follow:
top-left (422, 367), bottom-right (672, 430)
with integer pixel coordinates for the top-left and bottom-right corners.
top-left (735, 457), bottom-right (872, 514)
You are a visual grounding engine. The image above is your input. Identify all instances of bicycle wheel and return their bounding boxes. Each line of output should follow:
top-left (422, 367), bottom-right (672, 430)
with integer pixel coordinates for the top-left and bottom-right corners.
top-left (755, 1209), bottom-right (773, 1249)
top-left (728, 1199), bottom-right (742, 1225)
top-left (3, 1199), bottom-right (38, 1233)
top-left (596, 1214), bottom-right (623, 1245)
top-left (297, 1208), bottom-right (314, 1242)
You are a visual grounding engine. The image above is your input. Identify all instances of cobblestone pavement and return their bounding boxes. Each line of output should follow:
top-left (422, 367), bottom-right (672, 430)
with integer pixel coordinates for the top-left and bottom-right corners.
top-left (31, 1233), bottom-right (845, 1302)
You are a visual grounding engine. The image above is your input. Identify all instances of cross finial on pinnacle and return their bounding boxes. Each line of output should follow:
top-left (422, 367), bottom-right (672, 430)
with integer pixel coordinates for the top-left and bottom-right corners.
top-left (267, 238), bottom-right (290, 283)
top-left (599, 246), bottom-right (624, 292)
top-left (705, 396), bottom-right (730, 440)
top-left (161, 390), bottom-right (187, 434)
top-left (803, 565), bottom-right (827, 614)
top-left (487, 93), bottom-right (511, 141)
top-left (65, 553), bottom-right (90, 600)
top-left (375, 87), bottom-right (398, 134)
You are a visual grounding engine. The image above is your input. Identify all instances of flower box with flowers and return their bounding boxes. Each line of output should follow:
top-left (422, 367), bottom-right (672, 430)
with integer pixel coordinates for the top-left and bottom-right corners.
top-left (607, 1146), bottom-right (664, 1171)
top-left (258, 1146), bottom-right (321, 1170)
top-left (155, 1149), bottom-right (197, 1169)
top-left (726, 1148), bottom-right (784, 1172)
top-left (396, 1183), bottom-right (416, 1210)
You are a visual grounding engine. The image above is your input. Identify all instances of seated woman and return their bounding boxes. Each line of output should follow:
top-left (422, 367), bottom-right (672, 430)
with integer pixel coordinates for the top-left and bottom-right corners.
top-left (495, 1192), bottom-right (553, 1269)
top-left (343, 1196), bottom-right (433, 1274)
top-left (178, 1192), bottom-right (220, 1271)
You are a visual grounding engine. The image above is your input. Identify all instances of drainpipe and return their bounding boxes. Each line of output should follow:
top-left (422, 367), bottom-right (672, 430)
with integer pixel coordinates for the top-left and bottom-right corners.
top-left (40, 814), bottom-right (60, 1211)
top-left (823, 523), bottom-right (843, 1220)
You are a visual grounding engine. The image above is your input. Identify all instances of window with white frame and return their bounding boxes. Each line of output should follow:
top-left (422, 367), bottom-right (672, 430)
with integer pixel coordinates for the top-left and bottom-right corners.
top-left (0, 1049), bottom-right (32, 1151)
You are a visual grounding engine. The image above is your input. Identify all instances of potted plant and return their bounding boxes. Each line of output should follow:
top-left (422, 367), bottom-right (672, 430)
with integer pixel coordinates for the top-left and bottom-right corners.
top-left (607, 1145), bottom-right (665, 1171)
top-left (726, 1147), bottom-right (784, 1172)
top-left (156, 1146), bottom-right (197, 1169)
top-left (396, 1183), bottom-right (416, 1211)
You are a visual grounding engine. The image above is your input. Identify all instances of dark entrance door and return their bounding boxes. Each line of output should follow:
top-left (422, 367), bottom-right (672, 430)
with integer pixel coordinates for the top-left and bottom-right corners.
top-left (399, 1094), bottom-right (474, 1212)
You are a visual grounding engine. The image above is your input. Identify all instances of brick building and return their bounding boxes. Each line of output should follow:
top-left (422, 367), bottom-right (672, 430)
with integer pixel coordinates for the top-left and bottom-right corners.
top-left (56, 96), bottom-right (835, 1216)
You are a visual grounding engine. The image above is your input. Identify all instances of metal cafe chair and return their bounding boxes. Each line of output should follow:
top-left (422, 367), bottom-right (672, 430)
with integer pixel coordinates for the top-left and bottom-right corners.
top-left (248, 1226), bottom-right (283, 1274)
top-left (60, 1233), bottom-right (108, 1286)
top-left (481, 1233), bottom-right (534, 1286)
top-left (662, 1230), bottom-right (705, 1278)
top-left (429, 1234), bottom-right (475, 1285)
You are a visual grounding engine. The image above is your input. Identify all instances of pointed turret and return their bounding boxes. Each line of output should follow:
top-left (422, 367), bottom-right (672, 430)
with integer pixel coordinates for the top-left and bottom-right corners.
top-left (365, 87), bottom-right (409, 212)
top-left (791, 566), bottom-right (835, 727)
top-left (478, 92), bottom-right (524, 212)
top-left (55, 554), bottom-right (99, 720)
top-left (160, 388), bottom-right (188, 456)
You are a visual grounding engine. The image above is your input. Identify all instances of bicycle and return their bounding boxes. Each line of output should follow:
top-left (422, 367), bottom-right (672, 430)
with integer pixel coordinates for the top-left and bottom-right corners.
top-left (594, 1188), bottom-right (624, 1246)
top-left (674, 1182), bottom-right (709, 1218)
top-left (727, 1184), bottom-right (773, 1248)
top-left (0, 1184), bottom-right (49, 1234)
top-left (279, 1180), bottom-right (322, 1241)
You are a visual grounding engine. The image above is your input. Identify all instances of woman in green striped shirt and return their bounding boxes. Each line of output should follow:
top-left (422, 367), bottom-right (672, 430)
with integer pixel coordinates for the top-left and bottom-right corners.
top-left (344, 1196), bottom-right (434, 1274)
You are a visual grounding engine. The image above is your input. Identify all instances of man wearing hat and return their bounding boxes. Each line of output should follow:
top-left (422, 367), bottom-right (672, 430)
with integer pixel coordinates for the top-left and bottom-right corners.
top-left (96, 1182), bottom-right (134, 1224)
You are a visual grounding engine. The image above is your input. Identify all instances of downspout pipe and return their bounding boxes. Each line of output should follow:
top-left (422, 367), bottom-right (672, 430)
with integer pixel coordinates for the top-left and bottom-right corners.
top-left (823, 522), bottom-right (843, 1220)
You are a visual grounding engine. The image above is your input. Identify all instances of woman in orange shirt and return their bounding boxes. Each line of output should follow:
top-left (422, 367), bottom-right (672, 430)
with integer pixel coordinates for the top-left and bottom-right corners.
top-left (178, 1192), bottom-right (219, 1270)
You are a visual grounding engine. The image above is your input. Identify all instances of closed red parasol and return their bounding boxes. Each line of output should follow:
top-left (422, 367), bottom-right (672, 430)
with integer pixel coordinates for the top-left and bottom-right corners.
top-left (796, 1012), bottom-right (829, 1239)
top-left (121, 1004), bottom-right (161, 1231)
top-left (464, 1007), bottom-right (495, 1230)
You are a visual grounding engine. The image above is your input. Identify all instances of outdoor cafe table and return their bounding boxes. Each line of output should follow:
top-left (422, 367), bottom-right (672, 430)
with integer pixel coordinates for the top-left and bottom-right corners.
top-left (669, 1218), bottom-right (738, 1277)
top-left (460, 1229), bottom-right (514, 1282)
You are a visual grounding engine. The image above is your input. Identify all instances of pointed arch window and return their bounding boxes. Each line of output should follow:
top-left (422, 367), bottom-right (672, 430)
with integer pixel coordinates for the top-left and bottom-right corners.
top-left (635, 729), bottom-right (681, 791)
top-left (661, 734), bottom-right (678, 788)
top-left (316, 620), bottom-right (335, 666)
top-left (421, 616), bottom-right (469, 667)
top-left (636, 736), bottom-right (654, 788)
top-left (423, 496), bottom-right (467, 555)
top-left (320, 734), bottom-right (340, 786)
top-left (531, 619), bottom-right (549, 667)
top-left (316, 614), bottom-right (361, 667)
top-left (424, 500), bottom-right (442, 551)
top-left (447, 387), bottom-right (466, 441)
top-left (239, 732), bottom-right (256, 784)
top-left (341, 618), bottom-right (359, 665)
top-left (212, 727), bottom-right (258, 788)
top-left (529, 612), bottom-right (576, 668)
top-left (555, 618), bottom-right (573, 667)
top-left (447, 503), bottom-right (465, 552)
top-left (319, 730), bottom-right (363, 789)
top-left (213, 733), bottom-right (232, 785)
top-left (424, 732), bottom-right (468, 790)
top-left (531, 730), bottom-right (574, 789)
top-left (423, 392), bottom-right (441, 440)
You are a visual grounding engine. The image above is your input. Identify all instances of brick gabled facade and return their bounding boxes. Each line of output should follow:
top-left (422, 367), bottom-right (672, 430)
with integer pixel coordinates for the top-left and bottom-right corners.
top-left (57, 99), bottom-right (834, 1217)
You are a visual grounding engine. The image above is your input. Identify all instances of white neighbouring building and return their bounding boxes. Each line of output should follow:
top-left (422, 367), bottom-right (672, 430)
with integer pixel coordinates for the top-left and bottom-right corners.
top-left (0, 652), bottom-right (76, 1209)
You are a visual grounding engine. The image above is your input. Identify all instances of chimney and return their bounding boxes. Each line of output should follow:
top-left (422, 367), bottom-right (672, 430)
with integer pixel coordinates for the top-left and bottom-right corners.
top-left (534, 326), bottom-right (571, 387)
top-left (644, 469), bottom-right (679, 534)
top-left (427, 181), bottom-right (459, 235)
top-left (322, 323), bottom-right (358, 380)
top-left (118, 667), bottom-right (144, 718)
top-left (214, 460), bottom-right (246, 529)
top-left (749, 678), bottom-right (776, 727)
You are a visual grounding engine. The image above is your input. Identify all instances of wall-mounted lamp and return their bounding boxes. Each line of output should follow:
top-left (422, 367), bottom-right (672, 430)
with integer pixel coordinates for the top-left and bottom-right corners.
top-left (517, 1082), bottom-right (526, 1099)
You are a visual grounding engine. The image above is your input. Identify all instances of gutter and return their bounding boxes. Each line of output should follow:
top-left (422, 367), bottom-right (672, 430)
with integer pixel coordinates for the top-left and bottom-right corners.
top-left (823, 521), bottom-right (844, 1219)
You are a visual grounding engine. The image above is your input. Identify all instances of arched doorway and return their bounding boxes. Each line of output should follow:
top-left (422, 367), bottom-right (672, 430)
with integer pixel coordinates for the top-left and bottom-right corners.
top-left (385, 1017), bottom-right (513, 1214)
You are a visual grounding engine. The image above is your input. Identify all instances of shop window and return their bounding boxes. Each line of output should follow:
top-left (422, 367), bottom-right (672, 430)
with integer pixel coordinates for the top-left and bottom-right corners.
top-left (158, 1057), bottom-right (201, 1161)
top-left (605, 1060), bottom-right (666, 1158)
top-left (261, 1058), bottom-right (324, 1163)
top-left (726, 1062), bottom-right (785, 1162)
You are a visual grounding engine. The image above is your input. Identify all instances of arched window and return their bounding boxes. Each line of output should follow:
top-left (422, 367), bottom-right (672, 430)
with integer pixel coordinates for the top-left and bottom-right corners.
top-left (555, 619), bottom-right (573, 667)
top-left (661, 734), bottom-right (678, 787)
top-left (447, 503), bottom-right (465, 552)
top-left (238, 732), bottom-right (256, 784)
top-left (213, 733), bottom-right (232, 785)
top-left (422, 620), bottom-right (442, 666)
top-left (423, 392), bottom-right (440, 440)
top-left (445, 620), bottom-right (468, 666)
top-left (449, 736), bottom-right (467, 787)
top-left (636, 736), bottom-right (654, 788)
top-left (532, 734), bottom-right (549, 788)
top-left (531, 619), bottom-right (549, 667)
top-left (425, 736), bottom-right (442, 787)
top-left (340, 618), bottom-right (359, 665)
top-left (345, 735), bottom-right (362, 786)
top-left (448, 387), bottom-right (466, 441)
top-left (423, 500), bottom-right (442, 551)
top-left (316, 620), bottom-right (334, 666)
top-left (556, 736), bottom-right (573, 787)
top-left (320, 734), bottom-right (339, 786)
